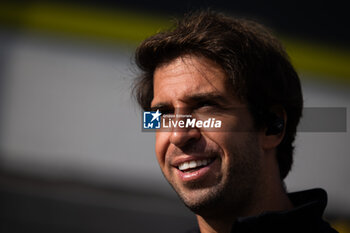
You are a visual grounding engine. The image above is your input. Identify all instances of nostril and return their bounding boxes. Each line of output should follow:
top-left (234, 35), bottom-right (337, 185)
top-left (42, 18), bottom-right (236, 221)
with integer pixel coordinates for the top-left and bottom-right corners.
top-left (169, 128), bottom-right (201, 147)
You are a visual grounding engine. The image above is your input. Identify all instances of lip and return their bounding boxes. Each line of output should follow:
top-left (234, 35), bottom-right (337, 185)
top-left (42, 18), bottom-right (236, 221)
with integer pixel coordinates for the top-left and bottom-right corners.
top-left (174, 157), bottom-right (219, 182)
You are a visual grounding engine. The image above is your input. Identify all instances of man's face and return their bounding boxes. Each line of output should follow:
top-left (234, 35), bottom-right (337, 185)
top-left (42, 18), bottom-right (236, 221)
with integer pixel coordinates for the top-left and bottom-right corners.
top-left (151, 55), bottom-right (264, 216)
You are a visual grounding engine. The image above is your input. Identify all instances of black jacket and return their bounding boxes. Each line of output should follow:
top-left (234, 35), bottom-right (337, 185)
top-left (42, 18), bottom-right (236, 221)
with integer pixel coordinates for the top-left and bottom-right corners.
top-left (186, 188), bottom-right (338, 233)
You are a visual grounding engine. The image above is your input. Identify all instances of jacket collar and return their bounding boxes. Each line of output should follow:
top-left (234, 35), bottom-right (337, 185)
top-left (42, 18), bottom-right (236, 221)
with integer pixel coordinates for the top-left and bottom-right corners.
top-left (231, 188), bottom-right (328, 232)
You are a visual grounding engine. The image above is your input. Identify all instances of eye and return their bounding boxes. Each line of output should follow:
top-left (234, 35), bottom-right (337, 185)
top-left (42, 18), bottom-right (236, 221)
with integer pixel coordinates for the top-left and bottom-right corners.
top-left (159, 108), bottom-right (174, 115)
top-left (197, 100), bottom-right (219, 109)
top-left (192, 101), bottom-right (220, 115)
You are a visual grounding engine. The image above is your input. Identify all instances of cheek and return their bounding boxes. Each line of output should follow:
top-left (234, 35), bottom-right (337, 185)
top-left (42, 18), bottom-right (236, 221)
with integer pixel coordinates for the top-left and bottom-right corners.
top-left (204, 131), bottom-right (242, 161)
top-left (155, 132), bottom-right (171, 166)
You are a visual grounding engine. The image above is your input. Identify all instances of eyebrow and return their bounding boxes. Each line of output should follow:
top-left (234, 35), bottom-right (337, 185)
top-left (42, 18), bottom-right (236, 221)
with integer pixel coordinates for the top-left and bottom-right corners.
top-left (150, 103), bottom-right (170, 111)
top-left (186, 92), bottom-right (227, 104)
top-left (150, 92), bottom-right (229, 111)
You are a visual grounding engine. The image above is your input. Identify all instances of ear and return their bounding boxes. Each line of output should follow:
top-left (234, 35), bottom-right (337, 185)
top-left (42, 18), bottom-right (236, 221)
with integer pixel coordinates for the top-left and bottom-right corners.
top-left (261, 107), bottom-right (287, 150)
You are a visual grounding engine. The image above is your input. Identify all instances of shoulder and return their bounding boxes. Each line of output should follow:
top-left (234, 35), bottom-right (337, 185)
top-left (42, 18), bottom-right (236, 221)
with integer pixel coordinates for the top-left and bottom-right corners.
top-left (314, 219), bottom-right (339, 233)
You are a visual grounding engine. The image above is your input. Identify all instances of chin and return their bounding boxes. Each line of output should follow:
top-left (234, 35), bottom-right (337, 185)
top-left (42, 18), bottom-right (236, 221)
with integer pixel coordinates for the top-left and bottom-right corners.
top-left (173, 173), bottom-right (259, 218)
top-left (176, 184), bottom-right (228, 216)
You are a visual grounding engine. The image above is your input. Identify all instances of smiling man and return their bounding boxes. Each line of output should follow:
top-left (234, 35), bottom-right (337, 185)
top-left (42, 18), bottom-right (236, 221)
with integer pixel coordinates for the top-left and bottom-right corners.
top-left (133, 11), bottom-right (337, 233)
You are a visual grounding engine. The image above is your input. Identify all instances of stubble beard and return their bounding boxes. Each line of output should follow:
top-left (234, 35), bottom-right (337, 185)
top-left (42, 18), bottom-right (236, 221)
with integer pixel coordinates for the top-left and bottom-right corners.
top-left (166, 133), bottom-right (262, 218)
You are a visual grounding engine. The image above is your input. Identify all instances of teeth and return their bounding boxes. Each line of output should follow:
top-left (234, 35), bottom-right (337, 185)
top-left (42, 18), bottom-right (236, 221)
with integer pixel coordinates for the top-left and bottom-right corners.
top-left (189, 161), bottom-right (196, 168)
top-left (179, 162), bottom-right (190, 170)
top-left (178, 159), bottom-right (212, 171)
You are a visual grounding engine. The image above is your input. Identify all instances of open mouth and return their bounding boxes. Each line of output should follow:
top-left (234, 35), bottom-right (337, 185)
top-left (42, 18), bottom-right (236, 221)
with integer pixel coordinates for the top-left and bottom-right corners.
top-left (177, 158), bottom-right (215, 173)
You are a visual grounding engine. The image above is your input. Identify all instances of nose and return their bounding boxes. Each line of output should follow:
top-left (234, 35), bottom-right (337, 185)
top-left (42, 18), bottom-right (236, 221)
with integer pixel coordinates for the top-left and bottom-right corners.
top-left (169, 110), bottom-right (201, 148)
top-left (169, 128), bottom-right (201, 147)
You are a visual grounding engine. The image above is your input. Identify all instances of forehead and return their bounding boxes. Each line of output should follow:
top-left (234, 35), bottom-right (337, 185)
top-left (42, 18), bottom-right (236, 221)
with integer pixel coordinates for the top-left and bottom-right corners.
top-left (152, 55), bottom-right (230, 106)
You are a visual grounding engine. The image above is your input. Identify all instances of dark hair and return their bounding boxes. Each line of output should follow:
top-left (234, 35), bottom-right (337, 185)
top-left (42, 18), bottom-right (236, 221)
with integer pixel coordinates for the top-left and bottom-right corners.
top-left (133, 10), bottom-right (303, 180)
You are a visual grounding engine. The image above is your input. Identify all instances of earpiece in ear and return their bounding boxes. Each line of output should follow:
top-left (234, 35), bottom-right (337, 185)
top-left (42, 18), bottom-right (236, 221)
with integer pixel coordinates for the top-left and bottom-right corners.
top-left (266, 113), bottom-right (284, 135)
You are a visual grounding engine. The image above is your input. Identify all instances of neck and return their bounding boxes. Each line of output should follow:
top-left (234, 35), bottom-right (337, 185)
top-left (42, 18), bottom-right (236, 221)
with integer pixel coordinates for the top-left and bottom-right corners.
top-left (196, 185), bottom-right (292, 233)
top-left (196, 215), bottom-right (233, 233)
top-left (196, 153), bottom-right (293, 233)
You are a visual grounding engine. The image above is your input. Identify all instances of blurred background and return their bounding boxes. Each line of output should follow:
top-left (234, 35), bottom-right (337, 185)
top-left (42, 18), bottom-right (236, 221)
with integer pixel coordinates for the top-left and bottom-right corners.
top-left (0, 1), bottom-right (349, 232)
